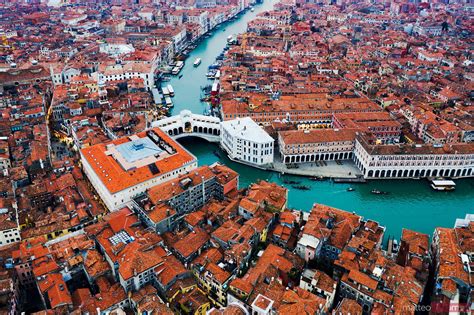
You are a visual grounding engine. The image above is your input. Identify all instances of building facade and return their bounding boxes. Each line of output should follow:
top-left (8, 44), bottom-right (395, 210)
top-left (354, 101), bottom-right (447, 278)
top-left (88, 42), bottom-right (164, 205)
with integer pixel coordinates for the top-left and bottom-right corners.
top-left (221, 117), bottom-right (274, 167)
top-left (132, 164), bottom-right (239, 234)
top-left (278, 129), bottom-right (357, 164)
top-left (353, 134), bottom-right (474, 179)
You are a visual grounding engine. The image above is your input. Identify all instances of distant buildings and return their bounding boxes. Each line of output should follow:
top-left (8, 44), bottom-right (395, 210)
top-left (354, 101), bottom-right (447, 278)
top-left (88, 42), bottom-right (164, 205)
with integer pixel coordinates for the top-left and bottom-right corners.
top-left (0, 0), bottom-right (474, 314)
top-left (220, 117), bottom-right (274, 167)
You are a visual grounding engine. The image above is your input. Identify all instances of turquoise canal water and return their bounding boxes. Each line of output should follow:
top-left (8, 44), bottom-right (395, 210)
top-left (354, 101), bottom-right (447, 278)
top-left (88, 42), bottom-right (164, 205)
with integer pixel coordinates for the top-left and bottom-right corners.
top-left (166, 0), bottom-right (474, 239)
top-left (166, 0), bottom-right (278, 114)
top-left (180, 138), bottom-right (474, 239)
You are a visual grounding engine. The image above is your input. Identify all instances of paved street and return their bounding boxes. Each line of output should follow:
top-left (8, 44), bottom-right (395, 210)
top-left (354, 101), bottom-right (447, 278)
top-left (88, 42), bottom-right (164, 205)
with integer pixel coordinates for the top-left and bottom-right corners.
top-left (271, 159), bottom-right (362, 178)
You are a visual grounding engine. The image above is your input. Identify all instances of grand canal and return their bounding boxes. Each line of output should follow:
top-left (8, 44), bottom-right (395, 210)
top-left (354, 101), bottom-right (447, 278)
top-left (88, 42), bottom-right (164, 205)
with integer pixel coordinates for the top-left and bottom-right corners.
top-left (165, 0), bottom-right (474, 240)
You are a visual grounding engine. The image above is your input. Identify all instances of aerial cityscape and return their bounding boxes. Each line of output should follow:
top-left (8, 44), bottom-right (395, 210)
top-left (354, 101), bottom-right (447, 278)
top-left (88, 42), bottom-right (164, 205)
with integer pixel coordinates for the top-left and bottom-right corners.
top-left (0, 0), bottom-right (472, 314)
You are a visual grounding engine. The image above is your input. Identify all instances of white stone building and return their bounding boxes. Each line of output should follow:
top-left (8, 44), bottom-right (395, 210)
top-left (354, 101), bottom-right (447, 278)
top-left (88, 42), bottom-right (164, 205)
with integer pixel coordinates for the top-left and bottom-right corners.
top-left (94, 61), bottom-right (155, 90)
top-left (0, 213), bottom-right (20, 247)
top-left (220, 117), bottom-right (274, 167)
top-left (99, 42), bottom-right (135, 57)
top-left (353, 134), bottom-right (474, 179)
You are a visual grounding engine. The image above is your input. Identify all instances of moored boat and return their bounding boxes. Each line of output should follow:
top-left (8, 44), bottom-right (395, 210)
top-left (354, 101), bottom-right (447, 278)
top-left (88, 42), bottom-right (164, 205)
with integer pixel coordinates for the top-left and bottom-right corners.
top-left (431, 179), bottom-right (456, 191)
top-left (165, 96), bottom-right (173, 108)
top-left (167, 84), bottom-right (174, 97)
top-left (193, 58), bottom-right (202, 67)
top-left (292, 185), bottom-right (311, 191)
top-left (371, 189), bottom-right (390, 195)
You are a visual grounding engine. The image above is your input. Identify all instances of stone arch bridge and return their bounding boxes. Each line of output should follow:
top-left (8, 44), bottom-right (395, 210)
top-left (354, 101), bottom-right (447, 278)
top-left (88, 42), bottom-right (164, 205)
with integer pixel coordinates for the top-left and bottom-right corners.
top-left (151, 110), bottom-right (221, 142)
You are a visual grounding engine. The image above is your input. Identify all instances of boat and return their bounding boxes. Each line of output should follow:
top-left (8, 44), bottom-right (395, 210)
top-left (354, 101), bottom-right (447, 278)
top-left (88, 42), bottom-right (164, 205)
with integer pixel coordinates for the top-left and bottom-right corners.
top-left (371, 189), bottom-right (390, 195)
top-left (167, 84), bottom-right (174, 97)
top-left (283, 179), bottom-right (300, 185)
top-left (392, 239), bottom-right (399, 253)
top-left (250, 7), bottom-right (255, 12)
top-left (431, 179), bottom-right (456, 191)
top-left (162, 86), bottom-right (170, 96)
top-left (171, 61), bottom-right (184, 75)
top-left (178, 75), bottom-right (183, 79)
top-left (214, 70), bottom-right (221, 79)
top-left (208, 62), bottom-right (221, 70)
top-left (165, 96), bottom-right (173, 108)
top-left (347, 187), bottom-right (355, 192)
top-left (193, 58), bottom-right (202, 67)
top-left (211, 82), bottom-right (220, 95)
top-left (310, 176), bottom-right (325, 181)
top-left (171, 67), bottom-right (180, 75)
top-left (206, 70), bottom-right (217, 79)
top-left (292, 185), bottom-right (310, 191)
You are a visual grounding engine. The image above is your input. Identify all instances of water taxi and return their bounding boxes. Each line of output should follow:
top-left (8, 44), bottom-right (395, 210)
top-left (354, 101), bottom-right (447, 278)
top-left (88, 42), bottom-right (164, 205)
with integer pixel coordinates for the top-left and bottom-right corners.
top-left (193, 58), bottom-right (202, 67)
top-left (206, 70), bottom-right (217, 79)
top-left (165, 96), bottom-right (173, 108)
top-left (171, 67), bottom-right (180, 75)
top-left (371, 189), bottom-right (390, 195)
top-left (171, 61), bottom-right (184, 75)
top-left (211, 82), bottom-right (220, 95)
top-left (167, 84), bottom-right (174, 97)
top-left (292, 185), bottom-right (311, 191)
top-left (431, 179), bottom-right (456, 191)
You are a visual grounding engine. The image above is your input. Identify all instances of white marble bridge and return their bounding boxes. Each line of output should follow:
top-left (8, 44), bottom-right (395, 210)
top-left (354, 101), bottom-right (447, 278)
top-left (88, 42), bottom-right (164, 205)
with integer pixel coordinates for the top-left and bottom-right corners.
top-left (151, 110), bottom-right (221, 142)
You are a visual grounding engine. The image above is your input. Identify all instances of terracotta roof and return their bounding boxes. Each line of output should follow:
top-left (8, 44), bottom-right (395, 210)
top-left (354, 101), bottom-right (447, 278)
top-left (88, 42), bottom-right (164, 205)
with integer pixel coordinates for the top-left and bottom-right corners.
top-left (280, 128), bottom-right (358, 145)
top-left (38, 273), bottom-right (72, 310)
top-left (173, 228), bottom-right (209, 260)
top-left (333, 298), bottom-right (362, 315)
top-left (401, 228), bottom-right (429, 256)
top-left (80, 128), bottom-right (196, 194)
top-left (302, 203), bottom-right (361, 250)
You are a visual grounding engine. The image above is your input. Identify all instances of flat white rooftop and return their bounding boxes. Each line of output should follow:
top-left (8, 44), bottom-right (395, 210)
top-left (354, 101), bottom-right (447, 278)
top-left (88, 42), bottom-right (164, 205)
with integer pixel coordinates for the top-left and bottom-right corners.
top-left (431, 180), bottom-right (456, 186)
top-left (221, 117), bottom-right (273, 143)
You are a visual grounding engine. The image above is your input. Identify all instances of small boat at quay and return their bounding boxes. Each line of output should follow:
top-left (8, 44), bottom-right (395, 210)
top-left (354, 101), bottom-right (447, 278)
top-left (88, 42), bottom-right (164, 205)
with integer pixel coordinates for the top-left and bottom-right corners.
top-left (431, 179), bottom-right (456, 191)
top-left (292, 185), bottom-right (311, 191)
top-left (167, 84), bottom-right (174, 97)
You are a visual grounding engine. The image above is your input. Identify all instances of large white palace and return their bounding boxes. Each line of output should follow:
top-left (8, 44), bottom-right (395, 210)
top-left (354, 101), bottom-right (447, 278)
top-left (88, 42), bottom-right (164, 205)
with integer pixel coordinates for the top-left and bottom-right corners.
top-left (353, 134), bottom-right (474, 179)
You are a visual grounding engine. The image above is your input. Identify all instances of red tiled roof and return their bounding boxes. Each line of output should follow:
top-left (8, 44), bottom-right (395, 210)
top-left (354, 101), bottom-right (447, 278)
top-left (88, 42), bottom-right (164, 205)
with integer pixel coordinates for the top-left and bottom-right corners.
top-left (81, 128), bottom-right (196, 194)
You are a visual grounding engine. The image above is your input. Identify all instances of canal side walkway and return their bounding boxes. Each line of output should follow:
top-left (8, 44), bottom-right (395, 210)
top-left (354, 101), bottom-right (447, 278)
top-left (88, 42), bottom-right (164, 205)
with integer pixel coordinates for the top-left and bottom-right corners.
top-left (223, 147), bottom-right (362, 179)
top-left (271, 159), bottom-right (362, 178)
